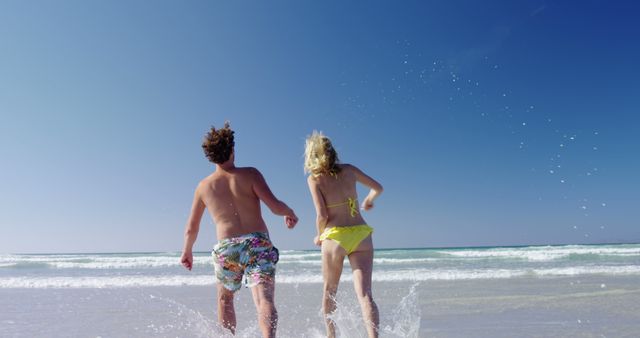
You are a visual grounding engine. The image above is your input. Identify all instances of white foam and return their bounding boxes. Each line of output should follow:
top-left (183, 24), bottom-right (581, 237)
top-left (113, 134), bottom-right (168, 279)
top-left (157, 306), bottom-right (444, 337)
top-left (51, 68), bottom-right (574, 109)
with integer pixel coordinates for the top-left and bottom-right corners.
top-left (436, 245), bottom-right (640, 262)
top-left (3, 265), bottom-right (640, 288)
top-left (0, 252), bottom-right (322, 269)
top-left (0, 255), bottom-right (206, 269)
top-left (277, 252), bottom-right (322, 260)
top-left (374, 258), bottom-right (439, 264)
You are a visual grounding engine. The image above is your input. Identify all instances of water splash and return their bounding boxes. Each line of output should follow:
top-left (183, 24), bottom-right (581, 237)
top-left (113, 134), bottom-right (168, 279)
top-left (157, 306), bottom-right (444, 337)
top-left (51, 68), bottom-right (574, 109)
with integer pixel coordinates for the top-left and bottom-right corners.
top-left (327, 284), bottom-right (422, 338)
top-left (142, 293), bottom-right (329, 338)
top-left (141, 293), bottom-right (224, 338)
top-left (327, 296), bottom-right (368, 338)
top-left (382, 283), bottom-right (422, 337)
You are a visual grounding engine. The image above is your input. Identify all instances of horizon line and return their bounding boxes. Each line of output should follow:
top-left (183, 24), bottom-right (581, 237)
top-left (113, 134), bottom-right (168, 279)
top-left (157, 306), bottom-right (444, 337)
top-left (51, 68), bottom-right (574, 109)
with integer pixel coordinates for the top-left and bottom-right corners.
top-left (5, 240), bottom-right (640, 255)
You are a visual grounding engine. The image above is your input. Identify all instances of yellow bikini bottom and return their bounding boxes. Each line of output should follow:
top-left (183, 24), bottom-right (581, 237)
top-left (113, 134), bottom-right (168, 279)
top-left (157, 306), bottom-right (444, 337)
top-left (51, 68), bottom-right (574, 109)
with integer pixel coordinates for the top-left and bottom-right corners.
top-left (319, 224), bottom-right (373, 254)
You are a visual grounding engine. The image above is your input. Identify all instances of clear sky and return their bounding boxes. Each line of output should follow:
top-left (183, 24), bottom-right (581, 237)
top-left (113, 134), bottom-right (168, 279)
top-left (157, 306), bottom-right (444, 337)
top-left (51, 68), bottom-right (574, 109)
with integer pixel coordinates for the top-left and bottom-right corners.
top-left (1, 1), bottom-right (639, 253)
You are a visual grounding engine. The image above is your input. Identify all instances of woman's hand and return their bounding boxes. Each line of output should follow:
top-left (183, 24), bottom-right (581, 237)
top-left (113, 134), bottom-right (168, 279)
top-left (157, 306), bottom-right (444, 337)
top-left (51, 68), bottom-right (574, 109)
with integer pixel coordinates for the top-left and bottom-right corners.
top-left (361, 197), bottom-right (374, 211)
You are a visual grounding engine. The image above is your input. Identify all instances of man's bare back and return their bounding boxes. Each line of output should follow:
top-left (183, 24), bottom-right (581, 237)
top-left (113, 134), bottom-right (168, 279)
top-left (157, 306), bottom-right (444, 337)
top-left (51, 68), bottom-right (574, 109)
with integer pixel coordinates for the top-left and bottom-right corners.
top-left (198, 166), bottom-right (273, 239)
top-left (183, 162), bottom-right (297, 265)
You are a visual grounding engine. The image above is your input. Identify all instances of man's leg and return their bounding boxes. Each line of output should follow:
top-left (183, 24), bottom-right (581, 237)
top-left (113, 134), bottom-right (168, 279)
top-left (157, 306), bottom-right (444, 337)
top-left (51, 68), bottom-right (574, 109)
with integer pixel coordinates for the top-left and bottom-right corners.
top-left (217, 283), bottom-right (237, 334)
top-left (251, 281), bottom-right (277, 338)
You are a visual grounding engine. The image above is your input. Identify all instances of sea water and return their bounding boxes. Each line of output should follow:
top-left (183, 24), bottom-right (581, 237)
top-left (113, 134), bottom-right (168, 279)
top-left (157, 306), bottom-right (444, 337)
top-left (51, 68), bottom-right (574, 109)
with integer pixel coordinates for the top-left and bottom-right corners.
top-left (2, 244), bottom-right (640, 337)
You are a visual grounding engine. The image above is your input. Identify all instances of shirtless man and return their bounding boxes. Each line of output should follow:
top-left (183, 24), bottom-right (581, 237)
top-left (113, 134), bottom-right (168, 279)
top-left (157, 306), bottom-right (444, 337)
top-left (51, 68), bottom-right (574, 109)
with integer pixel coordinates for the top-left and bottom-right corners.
top-left (180, 122), bottom-right (298, 338)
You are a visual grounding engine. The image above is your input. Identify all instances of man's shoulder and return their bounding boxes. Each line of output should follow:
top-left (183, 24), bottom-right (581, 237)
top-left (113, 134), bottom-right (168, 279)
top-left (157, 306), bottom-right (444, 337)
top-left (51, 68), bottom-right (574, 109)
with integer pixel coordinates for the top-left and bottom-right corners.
top-left (196, 175), bottom-right (214, 189)
top-left (235, 166), bottom-right (261, 175)
top-left (234, 167), bottom-right (264, 182)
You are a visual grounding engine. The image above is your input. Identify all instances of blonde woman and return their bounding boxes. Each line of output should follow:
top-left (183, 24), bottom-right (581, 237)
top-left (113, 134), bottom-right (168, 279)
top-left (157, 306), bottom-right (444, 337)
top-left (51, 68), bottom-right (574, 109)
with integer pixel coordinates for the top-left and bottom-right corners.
top-left (304, 131), bottom-right (384, 338)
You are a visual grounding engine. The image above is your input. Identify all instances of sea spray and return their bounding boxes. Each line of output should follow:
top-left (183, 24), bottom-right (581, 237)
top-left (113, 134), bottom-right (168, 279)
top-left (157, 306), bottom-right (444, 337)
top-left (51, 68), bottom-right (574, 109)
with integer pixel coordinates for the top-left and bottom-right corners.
top-left (139, 291), bottom-right (328, 338)
top-left (382, 283), bottom-right (421, 337)
top-left (326, 284), bottom-right (421, 338)
top-left (327, 293), bottom-right (370, 338)
top-left (136, 292), bottom-right (223, 337)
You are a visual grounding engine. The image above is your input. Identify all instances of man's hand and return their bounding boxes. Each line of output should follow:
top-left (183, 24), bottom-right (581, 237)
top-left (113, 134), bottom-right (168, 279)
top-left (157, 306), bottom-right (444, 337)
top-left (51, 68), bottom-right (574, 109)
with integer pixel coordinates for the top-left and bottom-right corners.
top-left (285, 212), bottom-right (298, 229)
top-left (313, 235), bottom-right (322, 247)
top-left (180, 251), bottom-right (193, 271)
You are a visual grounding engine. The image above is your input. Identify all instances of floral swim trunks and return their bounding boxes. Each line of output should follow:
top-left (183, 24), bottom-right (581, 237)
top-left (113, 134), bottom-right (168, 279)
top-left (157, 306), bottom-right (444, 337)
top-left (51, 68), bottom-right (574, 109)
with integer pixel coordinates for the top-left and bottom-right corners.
top-left (212, 231), bottom-right (279, 291)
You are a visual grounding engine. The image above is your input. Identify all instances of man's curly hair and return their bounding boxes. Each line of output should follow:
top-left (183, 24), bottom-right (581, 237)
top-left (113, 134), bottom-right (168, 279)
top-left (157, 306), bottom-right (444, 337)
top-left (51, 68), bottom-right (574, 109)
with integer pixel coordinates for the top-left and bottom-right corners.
top-left (202, 122), bottom-right (235, 164)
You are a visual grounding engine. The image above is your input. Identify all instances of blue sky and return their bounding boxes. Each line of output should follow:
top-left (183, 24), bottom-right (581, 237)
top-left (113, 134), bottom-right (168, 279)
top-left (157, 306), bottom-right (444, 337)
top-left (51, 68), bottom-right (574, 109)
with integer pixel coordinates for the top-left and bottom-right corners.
top-left (1, 0), bottom-right (639, 253)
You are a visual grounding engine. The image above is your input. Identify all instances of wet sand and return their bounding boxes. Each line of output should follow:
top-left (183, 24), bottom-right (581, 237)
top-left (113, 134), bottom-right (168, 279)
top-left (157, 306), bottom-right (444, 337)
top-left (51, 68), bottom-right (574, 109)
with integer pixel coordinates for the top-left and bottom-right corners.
top-left (2, 275), bottom-right (640, 337)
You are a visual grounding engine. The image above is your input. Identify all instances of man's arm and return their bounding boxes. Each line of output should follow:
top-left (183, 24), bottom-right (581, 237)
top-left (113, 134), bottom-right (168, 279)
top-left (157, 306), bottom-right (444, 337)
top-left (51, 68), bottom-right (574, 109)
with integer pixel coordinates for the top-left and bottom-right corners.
top-left (181, 185), bottom-right (206, 270)
top-left (251, 168), bottom-right (298, 228)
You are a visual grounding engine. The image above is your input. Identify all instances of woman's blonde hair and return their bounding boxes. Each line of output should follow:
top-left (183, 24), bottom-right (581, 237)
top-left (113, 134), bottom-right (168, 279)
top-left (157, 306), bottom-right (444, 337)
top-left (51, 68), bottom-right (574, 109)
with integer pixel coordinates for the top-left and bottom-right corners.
top-left (304, 131), bottom-right (341, 177)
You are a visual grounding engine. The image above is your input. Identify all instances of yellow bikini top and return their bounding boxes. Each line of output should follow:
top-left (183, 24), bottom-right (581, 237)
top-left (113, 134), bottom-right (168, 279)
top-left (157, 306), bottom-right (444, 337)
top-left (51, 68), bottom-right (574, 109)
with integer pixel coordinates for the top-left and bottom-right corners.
top-left (326, 197), bottom-right (359, 217)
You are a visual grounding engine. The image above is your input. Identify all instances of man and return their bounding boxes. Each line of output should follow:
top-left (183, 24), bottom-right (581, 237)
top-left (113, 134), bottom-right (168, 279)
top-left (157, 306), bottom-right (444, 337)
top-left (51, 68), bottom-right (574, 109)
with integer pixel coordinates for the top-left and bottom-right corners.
top-left (180, 122), bottom-right (298, 337)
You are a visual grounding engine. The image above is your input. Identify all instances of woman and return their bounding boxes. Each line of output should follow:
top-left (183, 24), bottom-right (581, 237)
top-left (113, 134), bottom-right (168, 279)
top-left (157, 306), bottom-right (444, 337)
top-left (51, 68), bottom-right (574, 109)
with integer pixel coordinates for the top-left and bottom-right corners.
top-left (304, 131), bottom-right (384, 338)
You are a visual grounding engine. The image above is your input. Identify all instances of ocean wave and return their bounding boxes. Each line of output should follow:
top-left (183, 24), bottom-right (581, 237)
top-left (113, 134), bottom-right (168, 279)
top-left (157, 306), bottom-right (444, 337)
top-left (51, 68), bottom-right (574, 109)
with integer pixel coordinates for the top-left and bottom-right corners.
top-left (0, 258), bottom-right (444, 270)
top-left (2, 245), bottom-right (639, 270)
top-left (277, 252), bottom-right (322, 260)
top-left (3, 265), bottom-right (640, 288)
top-left (0, 256), bottom-right (322, 269)
top-left (0, 256), bottom-right (205, 269)
top-left (436, 245), bottom-right (640, 262)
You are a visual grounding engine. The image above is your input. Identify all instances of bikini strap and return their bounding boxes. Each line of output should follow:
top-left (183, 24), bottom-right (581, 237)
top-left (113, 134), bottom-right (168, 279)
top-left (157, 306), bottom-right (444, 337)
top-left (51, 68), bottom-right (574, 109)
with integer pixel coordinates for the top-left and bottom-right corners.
top-left (326, 197), bottom-right (359, 217)
top-left (346, 197), bottom-right (359, 217)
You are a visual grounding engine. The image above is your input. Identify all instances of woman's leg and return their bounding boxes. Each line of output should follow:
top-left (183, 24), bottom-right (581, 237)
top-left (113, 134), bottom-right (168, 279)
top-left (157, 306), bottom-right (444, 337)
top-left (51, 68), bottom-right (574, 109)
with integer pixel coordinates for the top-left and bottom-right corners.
top-left (348, 235), bottom-right (379, 338)
top-left (321, 239), bottom-right (346, 338)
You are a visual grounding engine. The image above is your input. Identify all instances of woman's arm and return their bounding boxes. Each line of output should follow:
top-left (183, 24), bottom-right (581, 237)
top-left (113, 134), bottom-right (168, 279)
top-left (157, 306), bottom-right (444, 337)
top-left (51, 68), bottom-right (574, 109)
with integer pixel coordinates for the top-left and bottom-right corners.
top-left (349, 164), bottom-right (384, 211)
top-left (307, 176), bottom-right (328, 245)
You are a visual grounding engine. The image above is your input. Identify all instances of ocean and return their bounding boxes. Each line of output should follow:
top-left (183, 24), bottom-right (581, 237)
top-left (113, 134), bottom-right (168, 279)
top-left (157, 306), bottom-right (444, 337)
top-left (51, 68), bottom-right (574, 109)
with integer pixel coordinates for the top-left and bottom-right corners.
top-left (2, 244), bottom-right (640, 337)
